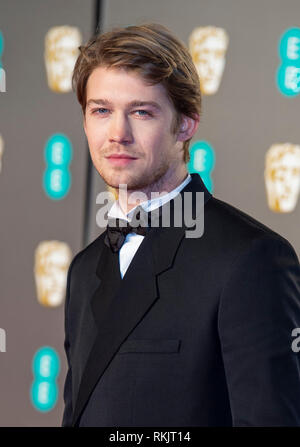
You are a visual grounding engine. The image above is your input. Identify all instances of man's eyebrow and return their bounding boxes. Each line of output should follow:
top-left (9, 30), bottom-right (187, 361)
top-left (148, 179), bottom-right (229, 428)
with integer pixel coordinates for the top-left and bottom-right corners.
top-left (86, 99), bottom-right (162, 110)
top-left (128, 100), bottom-right (162, 111)
top-left (86, 99), bottom-right (110, 107)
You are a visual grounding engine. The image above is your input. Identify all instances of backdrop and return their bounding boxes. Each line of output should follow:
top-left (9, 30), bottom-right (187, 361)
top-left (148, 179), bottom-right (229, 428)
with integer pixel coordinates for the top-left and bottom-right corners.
top-left (0, 0), bottom-right (299, 427)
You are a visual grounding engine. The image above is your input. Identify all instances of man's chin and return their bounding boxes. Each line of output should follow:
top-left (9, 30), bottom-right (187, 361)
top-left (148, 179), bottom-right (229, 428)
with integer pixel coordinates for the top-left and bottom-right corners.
top-left (100, 167), bottom-right (168, 192)
top-left (103, 173), bottom-right (143, 191)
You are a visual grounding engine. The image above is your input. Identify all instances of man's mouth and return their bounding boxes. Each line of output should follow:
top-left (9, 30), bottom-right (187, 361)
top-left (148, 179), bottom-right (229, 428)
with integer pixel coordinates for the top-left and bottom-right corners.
top-left (106, 154), bottom-right (138, 166)
top-left (107, 154), bottom-right (137, 159)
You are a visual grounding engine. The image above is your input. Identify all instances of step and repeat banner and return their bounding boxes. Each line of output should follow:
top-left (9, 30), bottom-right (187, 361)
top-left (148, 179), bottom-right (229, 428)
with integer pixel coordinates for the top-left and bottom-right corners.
top-left (0, 0), bottom-right (299, 427)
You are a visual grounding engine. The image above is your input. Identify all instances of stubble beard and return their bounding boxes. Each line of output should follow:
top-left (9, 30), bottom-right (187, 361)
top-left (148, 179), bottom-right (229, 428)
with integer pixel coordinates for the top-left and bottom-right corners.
top-left (99, 158), bottom-right (173, 197)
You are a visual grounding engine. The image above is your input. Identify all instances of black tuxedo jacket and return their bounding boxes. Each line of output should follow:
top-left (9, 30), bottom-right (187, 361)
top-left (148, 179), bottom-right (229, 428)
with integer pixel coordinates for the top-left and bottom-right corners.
top-left (62, 173), bottom-right (300, 427)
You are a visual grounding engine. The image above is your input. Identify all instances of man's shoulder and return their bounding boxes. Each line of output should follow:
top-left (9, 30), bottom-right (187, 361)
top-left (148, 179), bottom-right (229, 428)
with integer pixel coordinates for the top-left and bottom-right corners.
top-left (204, 195), bottom-right (297, 257)
top-left (207, 195), bottom-right (277, 233)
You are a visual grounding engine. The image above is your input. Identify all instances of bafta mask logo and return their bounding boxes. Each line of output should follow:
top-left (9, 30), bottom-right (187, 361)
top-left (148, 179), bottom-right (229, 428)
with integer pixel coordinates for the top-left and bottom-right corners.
top-left (44, 26), bottom-right (82, 93)
top-left (34, 241), bottom-right (72, 307)
top-left (0, 134), bottom-right (4, 173)
top-left (189, 26), bottom-right (229, 95)
top-left (264, 143), bottom-right (300, 213)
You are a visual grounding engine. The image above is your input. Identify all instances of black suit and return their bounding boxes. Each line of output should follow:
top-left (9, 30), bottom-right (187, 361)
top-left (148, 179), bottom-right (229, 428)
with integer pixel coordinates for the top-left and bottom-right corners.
top-left (62, 173), bottom-right (300, 426)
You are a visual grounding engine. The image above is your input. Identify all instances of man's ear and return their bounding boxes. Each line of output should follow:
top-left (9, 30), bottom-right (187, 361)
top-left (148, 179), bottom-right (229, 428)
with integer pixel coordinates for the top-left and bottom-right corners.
top-left (176, 114), bottom-right (200, 142)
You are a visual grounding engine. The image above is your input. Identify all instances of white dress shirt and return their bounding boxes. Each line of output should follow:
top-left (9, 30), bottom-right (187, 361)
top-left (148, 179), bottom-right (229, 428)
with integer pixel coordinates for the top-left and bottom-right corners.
top-left (107, 174), bottom-right (192, 278)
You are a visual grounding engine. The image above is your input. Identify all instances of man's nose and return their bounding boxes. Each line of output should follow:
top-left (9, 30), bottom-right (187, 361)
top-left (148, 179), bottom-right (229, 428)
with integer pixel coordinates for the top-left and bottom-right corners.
top-left (108, 113), bottom-right (133, 145)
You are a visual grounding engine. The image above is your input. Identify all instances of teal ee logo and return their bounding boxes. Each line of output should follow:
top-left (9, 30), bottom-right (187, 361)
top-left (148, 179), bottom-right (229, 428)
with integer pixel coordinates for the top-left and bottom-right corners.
top-left (30, 346), bottom-right (60, 412)
top-left (187, 141), bottom-right (215, 193)
top-left (277, 28), bottom-right (300, 96)
top-left (0, 30), bottom-right (6, 92)
top-left (43, 133), bottom-right (72, 199)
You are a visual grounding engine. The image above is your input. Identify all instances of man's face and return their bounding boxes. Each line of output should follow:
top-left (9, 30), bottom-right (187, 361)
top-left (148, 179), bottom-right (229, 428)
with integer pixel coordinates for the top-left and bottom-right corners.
top-left (83, 66), bottom-right (185, 191)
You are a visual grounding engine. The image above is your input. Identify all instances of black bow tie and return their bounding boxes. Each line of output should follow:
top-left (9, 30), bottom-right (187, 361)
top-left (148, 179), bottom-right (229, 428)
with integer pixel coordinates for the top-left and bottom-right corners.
top-left (104, 207), bottom-right (151, 253)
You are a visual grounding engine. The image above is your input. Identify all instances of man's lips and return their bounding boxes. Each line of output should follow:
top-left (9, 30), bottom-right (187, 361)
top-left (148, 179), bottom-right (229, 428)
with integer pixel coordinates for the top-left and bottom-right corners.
top-left (106, 154), bottom-right (138, 166)
top-left (106, 154), bottom-right (137, 159)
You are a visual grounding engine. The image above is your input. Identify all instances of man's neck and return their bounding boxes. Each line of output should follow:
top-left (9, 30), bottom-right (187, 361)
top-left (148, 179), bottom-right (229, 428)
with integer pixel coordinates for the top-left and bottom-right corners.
top-left (118, 168), bottom-right (189, 214)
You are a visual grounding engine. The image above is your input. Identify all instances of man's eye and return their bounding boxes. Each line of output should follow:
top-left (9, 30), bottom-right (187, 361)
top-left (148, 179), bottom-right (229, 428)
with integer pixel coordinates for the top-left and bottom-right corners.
top-left (134, 110), bottom-right (151, 117)
top-left (93, 108), bottom-right (109, 115)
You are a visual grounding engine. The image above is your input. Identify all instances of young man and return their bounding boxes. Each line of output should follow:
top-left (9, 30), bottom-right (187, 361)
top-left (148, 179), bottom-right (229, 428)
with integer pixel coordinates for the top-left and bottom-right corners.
top-left (62, 23), bottom-right (300, 427)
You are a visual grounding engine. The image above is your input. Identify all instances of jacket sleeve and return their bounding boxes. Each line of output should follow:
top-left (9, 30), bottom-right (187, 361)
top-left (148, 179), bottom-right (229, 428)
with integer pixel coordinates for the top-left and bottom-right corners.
top-left (61, 255), bottom-right (77, 427)
top-left (218, 234), bottom-right (300, 426)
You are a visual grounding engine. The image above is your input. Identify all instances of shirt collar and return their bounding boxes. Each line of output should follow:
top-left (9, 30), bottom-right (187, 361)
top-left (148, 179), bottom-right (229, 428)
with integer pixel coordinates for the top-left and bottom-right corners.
top-left (107, 173), bottom-right (192, 222)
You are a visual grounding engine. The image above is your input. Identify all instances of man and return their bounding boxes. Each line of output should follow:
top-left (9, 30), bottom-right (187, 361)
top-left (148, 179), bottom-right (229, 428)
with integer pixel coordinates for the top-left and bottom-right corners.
top-left (62, 23), bottom-right (300, 427)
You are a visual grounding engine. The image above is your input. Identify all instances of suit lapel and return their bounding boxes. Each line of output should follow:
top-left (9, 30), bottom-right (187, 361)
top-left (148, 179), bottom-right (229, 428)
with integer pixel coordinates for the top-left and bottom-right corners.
top-left (71, 173), bottom-right (212, 426)
top-left (71, 231), bottom-right (159, 426)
